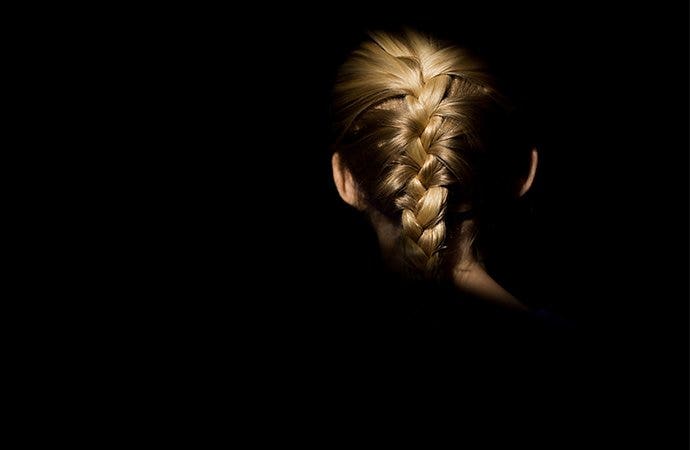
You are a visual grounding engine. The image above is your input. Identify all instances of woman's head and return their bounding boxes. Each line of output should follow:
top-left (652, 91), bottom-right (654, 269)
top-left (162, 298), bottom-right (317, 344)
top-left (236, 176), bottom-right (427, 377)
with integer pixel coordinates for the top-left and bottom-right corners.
top-left (331, 30), bottom-right (537, 280)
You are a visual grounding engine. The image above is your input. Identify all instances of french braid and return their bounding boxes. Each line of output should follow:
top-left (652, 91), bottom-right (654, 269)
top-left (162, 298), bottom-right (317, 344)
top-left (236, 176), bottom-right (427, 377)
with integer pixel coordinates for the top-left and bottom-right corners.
top-left (334, 30), bottom-right (499, 279)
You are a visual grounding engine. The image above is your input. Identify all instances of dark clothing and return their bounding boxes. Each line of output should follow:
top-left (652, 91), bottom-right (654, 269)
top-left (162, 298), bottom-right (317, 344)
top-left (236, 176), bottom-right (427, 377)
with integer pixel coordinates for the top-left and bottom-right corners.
top-left (283, 268), bottom-right (587, 441)
top-left (137, 256), bottom-right (605, 448)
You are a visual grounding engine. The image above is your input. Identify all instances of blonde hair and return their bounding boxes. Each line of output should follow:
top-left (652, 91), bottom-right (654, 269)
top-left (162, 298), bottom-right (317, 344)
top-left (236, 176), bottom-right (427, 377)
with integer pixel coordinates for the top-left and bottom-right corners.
top-left (333, 30), bottom-right (525, 279)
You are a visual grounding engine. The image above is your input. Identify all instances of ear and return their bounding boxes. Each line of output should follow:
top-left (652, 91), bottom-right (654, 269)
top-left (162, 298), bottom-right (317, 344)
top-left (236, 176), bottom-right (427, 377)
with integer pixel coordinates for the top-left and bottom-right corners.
top-left (332, 152), bottom-right (365, 210)
top-left (518, 148), bottom-right (538, 197)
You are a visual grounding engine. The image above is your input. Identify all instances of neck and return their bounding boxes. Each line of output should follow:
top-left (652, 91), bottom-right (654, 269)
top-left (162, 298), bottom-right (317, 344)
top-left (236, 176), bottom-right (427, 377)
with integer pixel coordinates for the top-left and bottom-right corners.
top-left (452, 259), bottom-right (528, 311)
top-left (370, 210), bottom-right (404, 272)
top-left (370, 211), bottom-right (527, 311)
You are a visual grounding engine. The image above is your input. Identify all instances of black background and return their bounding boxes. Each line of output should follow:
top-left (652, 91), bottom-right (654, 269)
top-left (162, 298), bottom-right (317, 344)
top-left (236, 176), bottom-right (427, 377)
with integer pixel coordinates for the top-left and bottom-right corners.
top-left (125, 2), bottom-right (688, 446)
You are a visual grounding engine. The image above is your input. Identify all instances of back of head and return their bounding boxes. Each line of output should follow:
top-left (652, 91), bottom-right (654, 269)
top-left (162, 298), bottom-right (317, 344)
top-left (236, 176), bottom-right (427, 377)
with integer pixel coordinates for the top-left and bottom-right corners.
top-left (332, 29), bottom-right (531, 280)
